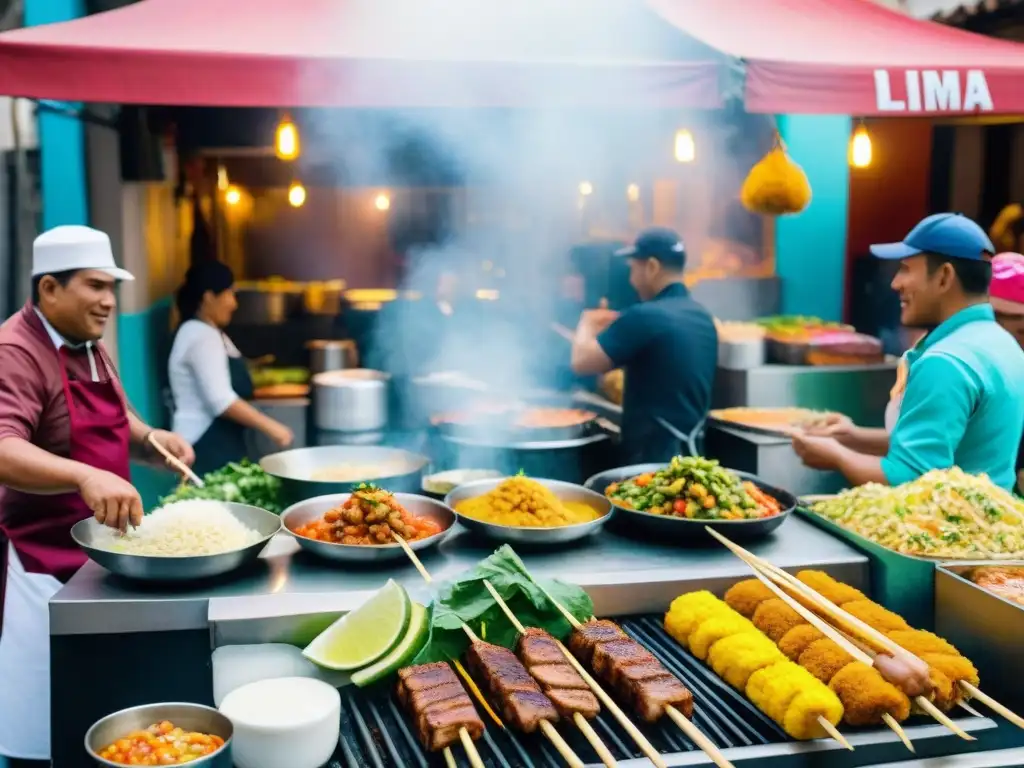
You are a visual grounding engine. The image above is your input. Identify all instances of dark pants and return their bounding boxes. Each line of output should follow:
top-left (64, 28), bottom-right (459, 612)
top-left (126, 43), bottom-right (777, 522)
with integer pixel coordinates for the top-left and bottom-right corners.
top-left (8, 760), bottom-right (48, 767)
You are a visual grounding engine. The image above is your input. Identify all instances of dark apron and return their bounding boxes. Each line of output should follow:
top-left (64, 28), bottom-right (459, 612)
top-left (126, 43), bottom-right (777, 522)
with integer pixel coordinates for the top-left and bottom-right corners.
top-left (0, 334), bottom-right (131, 634)
top-left (190, 350), bottom-right (254, 477)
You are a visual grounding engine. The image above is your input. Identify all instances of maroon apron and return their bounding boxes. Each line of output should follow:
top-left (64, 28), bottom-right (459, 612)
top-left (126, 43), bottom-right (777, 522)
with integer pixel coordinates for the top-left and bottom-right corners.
top-left (0, 311), bottom-right (131, 633)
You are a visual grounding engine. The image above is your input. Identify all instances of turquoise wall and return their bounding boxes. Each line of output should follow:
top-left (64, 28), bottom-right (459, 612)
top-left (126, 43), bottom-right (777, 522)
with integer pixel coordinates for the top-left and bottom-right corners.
top-left (775, 115), bottom-right (851, 322)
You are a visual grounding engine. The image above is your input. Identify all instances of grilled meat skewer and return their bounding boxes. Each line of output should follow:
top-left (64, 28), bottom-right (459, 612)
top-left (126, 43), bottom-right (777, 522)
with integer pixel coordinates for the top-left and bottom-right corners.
top-left (465, 640), bottom-right (560, 733)
top-left (569, 619), bottom-right (694, 723)
top-left (517, 627), bottom-right (601, 720)
top-left (398, 663), bottom-right (485, 751)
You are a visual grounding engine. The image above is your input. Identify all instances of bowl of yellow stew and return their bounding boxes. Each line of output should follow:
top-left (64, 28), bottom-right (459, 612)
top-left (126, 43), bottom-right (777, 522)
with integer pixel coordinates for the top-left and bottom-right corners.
top-left (444, 474), bottom-right (612, 545)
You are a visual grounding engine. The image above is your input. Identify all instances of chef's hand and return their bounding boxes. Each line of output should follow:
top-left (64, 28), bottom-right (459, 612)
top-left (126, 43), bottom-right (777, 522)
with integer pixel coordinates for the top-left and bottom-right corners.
top-left (149, 429), bottom-right (196, 467)
top-left (803, 413), bottom-right (854, 439)
top-left (79, 468), bottom-right (144, 531)
top-left (792, 432), bottom-right (843, 470)
top-left (579, 304), bottom-right (619, 334)
top-left (265, 421), bottom-right (294, 449)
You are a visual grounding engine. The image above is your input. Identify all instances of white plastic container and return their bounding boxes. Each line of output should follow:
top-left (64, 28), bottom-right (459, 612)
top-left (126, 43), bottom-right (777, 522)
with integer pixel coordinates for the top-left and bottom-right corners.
top-left (219, 676), bottom-right (341, 768)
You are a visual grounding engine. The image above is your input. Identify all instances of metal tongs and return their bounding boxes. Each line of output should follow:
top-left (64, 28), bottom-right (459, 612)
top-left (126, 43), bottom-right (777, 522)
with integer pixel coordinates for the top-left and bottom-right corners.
top-left (147, 432), bottom-right (205, 488)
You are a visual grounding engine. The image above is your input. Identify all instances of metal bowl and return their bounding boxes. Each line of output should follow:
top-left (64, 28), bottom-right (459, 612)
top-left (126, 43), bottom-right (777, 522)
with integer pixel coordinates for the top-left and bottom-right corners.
top-left (421, 469), bottom-right (504, 500)
top-left (444, 477), bottom-right (612, 545)
top-left (261, 445), bottom-right (429, 506)
top-left (584, 463), bottom-right (796, 543)
top-left (72, 503), bottom-right (281, 582)
top-left (281, 492), bottom-right (455, 563)
top-left (85, 702), bottom-right (233, 767)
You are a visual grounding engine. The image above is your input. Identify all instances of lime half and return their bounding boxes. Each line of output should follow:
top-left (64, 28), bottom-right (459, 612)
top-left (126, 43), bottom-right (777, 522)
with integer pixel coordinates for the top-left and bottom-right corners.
top-left (303, 580), bottom-right (410, 671)
top-left (351, 602), bottom-right (429, 687)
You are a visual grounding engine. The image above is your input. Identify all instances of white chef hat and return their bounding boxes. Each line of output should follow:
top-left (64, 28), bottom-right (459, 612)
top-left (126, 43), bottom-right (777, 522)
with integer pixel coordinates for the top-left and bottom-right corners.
top-left (32, 225), bottom-right (134, 281)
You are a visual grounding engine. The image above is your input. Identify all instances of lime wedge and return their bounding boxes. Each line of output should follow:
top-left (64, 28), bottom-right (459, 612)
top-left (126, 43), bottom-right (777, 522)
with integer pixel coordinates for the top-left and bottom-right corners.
top-left (303, 580), bottom-right (410, 671)
top-left (351, 602), bottom-right (429, 687)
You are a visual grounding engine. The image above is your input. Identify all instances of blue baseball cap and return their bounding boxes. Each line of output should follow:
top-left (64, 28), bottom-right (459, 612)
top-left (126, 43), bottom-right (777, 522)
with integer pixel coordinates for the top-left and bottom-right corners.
top-left (870, 213), bottom-right (995, 262)
top-left (615, 227), bottom-right (686, 268)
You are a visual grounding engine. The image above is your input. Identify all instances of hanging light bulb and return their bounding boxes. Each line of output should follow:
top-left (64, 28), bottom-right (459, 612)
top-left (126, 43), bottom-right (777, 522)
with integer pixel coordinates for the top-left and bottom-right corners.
top-left (578, 181), bottom-right (593, 196)
top-left (224, 185), bottom-right (242, 206)
top-left (626, 183), bottom-right (640, 202)
top-left (216, 164), bottom-right (229, 191)
top-left (288, 181), bottom-right (306, 208)
top-left (275, 115), bottom-right (300, 161)
top-left (375, 193), bottom-right (391, 211)
top-left (849, 123), bottom-right (872, 169)
top-left (674, 129), bottom-right (695, 163)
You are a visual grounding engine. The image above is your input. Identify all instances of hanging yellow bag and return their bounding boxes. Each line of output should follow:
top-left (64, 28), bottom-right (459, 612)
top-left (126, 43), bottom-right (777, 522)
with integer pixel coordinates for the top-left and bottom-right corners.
top-left (740, 136), bottom-right (812, 216)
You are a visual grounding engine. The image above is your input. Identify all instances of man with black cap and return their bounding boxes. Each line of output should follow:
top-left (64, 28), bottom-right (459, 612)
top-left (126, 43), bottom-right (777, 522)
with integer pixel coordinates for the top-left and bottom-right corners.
top-left (794, 213), bottom-right (1024, 491)
top-left (571, 227), bottom-right (717, 463)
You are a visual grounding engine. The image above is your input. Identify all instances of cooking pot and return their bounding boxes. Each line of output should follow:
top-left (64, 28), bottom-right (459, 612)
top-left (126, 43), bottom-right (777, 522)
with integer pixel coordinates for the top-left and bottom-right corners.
top-left (306, 339), bottom-right (358, 374)
top-left (312, 369), bottom-right (389, 433)
top-left (233, 281), bottom-right (303, 325)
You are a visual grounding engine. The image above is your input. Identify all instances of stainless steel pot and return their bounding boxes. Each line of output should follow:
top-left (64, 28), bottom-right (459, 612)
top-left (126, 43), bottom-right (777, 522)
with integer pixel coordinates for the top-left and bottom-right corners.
top-left (233, 282), bottom-right (303, 325)
top-left (306, 339), bottom-right (358, 374)
top-left (303, 280), bottom-right (345, 315)
top-left (718, 339), bottom-right (766, 370)
top-left (312, 369), bottom-right (389, 433)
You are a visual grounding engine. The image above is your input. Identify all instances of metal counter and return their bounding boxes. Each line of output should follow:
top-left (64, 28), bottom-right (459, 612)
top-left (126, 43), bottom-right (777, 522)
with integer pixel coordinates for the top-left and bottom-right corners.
top-left (50, 517), bottom-right (865, 637)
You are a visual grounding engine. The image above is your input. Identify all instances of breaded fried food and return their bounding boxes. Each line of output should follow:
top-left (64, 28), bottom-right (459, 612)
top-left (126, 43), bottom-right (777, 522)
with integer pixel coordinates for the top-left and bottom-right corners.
top-left (707, 632), bottom-right (783, 690)
top-left (664, 591), bottom-right (723, 649)
top-left (752, 598), bottom-right (806, 643)
top-left (796, 570), bottom-right (867, 605)
top-left (887, 629), bottom-right (962, 658)
top-left (798, 639), bottom-right (855, 684)
top-left (925, 667), bottom-right (957, 711)
top-left (920, 652), bottom-right (979, 688)
top-left (778, 625), bottom-right (825, 661)
top-left (828, 662), bottom-right (911, 726)
top-left (689, 614), bottom-right (755, 661)
top-left (783, 688), bottom-right (846, 739)
top-left (841, 600), bottom-right (910, 632)
top-left (724, 580), bottom-right (774, 618)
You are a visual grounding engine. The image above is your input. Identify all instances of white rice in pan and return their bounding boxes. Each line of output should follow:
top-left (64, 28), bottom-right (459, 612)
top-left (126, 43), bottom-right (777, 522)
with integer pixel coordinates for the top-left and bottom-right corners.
top-left (95, 501), bottom-right (262, 557)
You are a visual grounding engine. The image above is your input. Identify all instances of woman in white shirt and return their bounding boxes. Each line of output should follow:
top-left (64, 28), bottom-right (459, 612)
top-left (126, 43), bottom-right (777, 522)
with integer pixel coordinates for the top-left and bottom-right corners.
top-left (168, 261), bottom-right (293, 476)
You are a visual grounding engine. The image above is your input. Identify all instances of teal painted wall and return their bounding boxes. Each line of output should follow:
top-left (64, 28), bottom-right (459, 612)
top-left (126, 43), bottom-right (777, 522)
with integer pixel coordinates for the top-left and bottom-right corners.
top-left (118, 300), bottom-right (177, 508)
top-left (26, 0), bottom-right (88, 229)
top-left (775, 115), bottom-right (851, 322)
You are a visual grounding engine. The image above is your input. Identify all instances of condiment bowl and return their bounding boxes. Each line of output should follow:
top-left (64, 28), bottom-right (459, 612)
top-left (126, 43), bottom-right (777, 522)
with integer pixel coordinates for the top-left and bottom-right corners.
top-left (281, 492), bottom-right (455, 563)
top-left (445, 477), bottom-right (613, 545)
top-left (86, 702), bottom-right (233, 767)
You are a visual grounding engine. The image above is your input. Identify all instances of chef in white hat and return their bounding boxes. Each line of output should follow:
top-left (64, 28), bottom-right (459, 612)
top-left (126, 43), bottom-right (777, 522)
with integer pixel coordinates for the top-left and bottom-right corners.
top-left (0, 226), bottom-right (194, 765)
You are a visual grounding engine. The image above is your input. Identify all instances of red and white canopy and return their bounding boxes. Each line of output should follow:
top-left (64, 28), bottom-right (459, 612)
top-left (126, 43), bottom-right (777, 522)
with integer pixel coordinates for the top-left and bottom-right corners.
top-left (0, 0), bottom-right (1022, 114)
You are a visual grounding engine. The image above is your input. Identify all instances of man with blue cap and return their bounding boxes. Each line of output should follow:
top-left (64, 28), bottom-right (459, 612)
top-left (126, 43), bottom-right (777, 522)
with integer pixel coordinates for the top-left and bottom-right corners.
top-left (793, 213), bottom-right (1024, 491)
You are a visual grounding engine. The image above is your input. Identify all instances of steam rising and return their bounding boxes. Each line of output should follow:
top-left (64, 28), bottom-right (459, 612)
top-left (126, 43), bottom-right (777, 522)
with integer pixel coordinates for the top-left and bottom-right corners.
top-left (299, 0), bottom-right (720, 398)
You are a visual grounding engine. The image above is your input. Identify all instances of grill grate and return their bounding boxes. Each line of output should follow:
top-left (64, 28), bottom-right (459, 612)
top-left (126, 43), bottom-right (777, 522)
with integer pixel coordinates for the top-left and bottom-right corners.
top-left (323, 615), bottom-right (786, 767)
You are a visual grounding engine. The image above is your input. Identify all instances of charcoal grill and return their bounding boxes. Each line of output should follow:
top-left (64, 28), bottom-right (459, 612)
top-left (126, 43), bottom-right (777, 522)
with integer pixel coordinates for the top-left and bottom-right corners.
top-left (321, 617), bottom-right (996, 768)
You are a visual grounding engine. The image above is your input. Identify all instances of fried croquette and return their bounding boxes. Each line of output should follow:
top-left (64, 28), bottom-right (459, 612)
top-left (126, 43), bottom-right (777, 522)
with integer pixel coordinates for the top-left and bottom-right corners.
top-left (887, 629), bottom-right (961, 658)
top-left (707, 632), bottom-right (783, 690)
top-left (752, 599), bottom-right (806, 643)
top-left (778, 624), bottom-right (826, 661)
top-left (724, 580), bottom-right (774, 618)
top-left (796, 570), bottom-right (867, 605)
top-left (841, 600), bottom-right (910, 632)
top-left (828, 662), bottom-right (911, 726)
top-left (798, 639), bottom-right (856, 684)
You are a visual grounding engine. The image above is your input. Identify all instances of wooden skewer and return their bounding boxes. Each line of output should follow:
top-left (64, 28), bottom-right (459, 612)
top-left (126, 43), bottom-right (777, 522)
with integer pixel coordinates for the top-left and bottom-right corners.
top-left (961, 682), bottom-right (1024, 730)
top-left (737, 564), bottom-right (903, 750)
top-left (481, 580), bottom-right (617, 768)
top-left (705, 527), bottom-right (976, 742)
top-left (391, 534), bottom-right (486, 768)
top-left (526, 579), bottom-right (735, 768)
top-left (148, 432), bottom-right (205, 487)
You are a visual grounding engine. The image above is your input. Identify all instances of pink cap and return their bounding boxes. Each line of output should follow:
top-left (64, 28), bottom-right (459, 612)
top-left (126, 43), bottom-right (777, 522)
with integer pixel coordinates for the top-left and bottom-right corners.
top-left (990, 252), bottom-right (1024, 313)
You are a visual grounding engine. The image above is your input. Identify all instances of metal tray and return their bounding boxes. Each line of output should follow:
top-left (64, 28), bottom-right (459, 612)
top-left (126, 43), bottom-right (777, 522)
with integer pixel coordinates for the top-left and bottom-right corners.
top-left (444, 477), bottom-right (613, 546)
top-left (796, 507), bottom-right (941, 628)
top-left (936, 563), bottom-right (1024, 712)
top-left (584, 464), bottom-right (796, 544)
top-left (280, 492), bottom-right (455, 563)
top-left (431, 412), bottom-right (604, 442)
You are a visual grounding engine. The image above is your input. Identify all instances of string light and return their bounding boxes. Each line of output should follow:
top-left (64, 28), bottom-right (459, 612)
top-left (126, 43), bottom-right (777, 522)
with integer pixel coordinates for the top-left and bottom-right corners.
top-left (288, 181), bottom-right (306, 208)
top-left (578, 181), bottom-right (594, 196)
top-left (674, 129), bottom-right (695, 163)
top-left (375, 193), bottom-right (391, 211)
top-left (626, 183), bottom-right (640, 202)
top-left (224, 185), bottom-right (242, 206)
top-left (216, 164), bottom-right (229, 191)
top-left (275, 115), bottom-right (300, 161)
top-left (849, 122), bottom-right (872, 169)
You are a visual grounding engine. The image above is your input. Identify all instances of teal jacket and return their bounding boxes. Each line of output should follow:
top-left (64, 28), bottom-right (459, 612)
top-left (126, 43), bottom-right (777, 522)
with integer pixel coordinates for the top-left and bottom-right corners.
top-left (882, 304), bottom-right (1024, 491)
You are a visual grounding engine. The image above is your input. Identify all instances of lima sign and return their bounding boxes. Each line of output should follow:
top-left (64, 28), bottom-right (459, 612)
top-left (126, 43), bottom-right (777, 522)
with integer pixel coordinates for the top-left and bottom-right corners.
top-left (874, 69), bottom-right (994, 113)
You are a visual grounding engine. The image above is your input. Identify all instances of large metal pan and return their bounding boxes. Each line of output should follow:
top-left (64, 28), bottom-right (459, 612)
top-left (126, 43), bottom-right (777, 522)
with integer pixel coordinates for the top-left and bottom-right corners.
top-left (584, 463), bottom-right (795, 544)
top-left (432, 407), bottom-right (606, 442)
top-left (281, 492), bottom-right (454, 563)
top-left (72, 502), bottom-right (281, 582)
top-left (444, 477), bottom-right (613, 546)
top-left (260, 445), bottom-right (428, 506)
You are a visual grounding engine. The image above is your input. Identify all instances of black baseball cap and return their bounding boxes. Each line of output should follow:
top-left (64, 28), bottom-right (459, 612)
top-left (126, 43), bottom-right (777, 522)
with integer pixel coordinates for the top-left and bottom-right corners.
top-left (615, 227), bottom-right (686, 268)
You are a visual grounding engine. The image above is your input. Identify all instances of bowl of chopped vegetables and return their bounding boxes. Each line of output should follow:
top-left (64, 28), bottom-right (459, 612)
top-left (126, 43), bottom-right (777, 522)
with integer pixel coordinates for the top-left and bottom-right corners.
top-left (86, 702), bottom-right (232, 766)
top-left (584, 455), bottom-right (796, 543)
